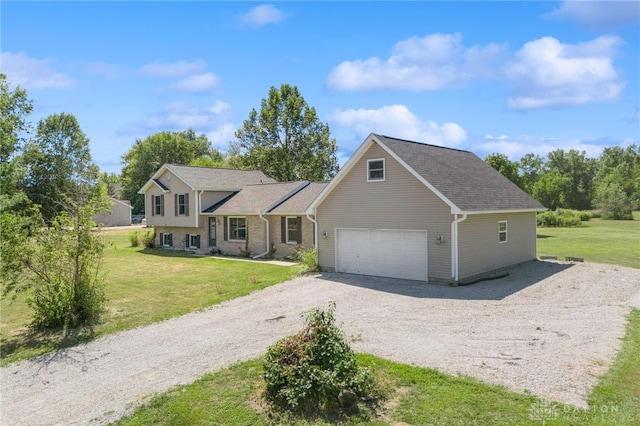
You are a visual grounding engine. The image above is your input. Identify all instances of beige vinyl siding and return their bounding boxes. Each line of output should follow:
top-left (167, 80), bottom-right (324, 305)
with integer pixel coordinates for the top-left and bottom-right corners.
top-left (93, 198), bottom-right (131, 227)
top-left (146, 171), bottom-right (197, 228)
top-left (316, 142), bottom-right (453, 280)
top-left (201, 191), bottom-right (235, 210)
top-left (457, 212), bottom-right (537, 280)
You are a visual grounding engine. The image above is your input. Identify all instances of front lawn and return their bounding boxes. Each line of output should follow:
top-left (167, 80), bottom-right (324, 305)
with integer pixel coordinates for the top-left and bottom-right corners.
top-left (115, 309), bottom-right (640, 425)
top-left (0, 229), bottom-right (298, 365)
top-left (537, 216), bottom-right (640, 269)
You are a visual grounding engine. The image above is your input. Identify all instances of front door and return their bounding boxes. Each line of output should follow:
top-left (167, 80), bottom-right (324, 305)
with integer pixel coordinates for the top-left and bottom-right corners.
top-left (208, 217), bottom-right (216, 247)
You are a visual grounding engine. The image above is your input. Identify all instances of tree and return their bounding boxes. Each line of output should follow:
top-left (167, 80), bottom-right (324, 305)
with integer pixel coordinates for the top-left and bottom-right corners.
top-left (485, 153), bottom-right (522, 189)
top-left (532, 170), bottom-right (572, 210)
top-left (595, 145), bottom-right (640, 215)
top-left (99, 172), bottom-right (121, 198)
top-left (594, 174), bottom-right (634, 219)
top-left (546, 149), bottom-right (597, 210)
top-left (120, 129), bottom-right (215, 214)
top-left (231, 84), bottom-right (339, 182)
top-left (518, 153), bottom-right (545, 195)
top-left (22, 113), bottom-right (100, 223)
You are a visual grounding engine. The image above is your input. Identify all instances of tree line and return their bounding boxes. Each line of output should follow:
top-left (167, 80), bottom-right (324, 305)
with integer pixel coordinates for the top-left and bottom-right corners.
top-left (485, 147), bottom-right (640, 219)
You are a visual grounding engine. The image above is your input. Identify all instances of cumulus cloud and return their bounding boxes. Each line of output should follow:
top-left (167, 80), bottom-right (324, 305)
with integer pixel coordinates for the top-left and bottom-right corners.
top-left (170, 72), bottom-right (220, 92)
top-left (240, 4), bottom-right (285, 29)
top-left (329, 105), bottom-right (467, 147)
top-left (139, 60), bottom-right (206, 77)
top-left (1, 51), bottom-right (73, 89)
top-left (326, 33), bottom-right (506, 91)
top-left (504, 35), bottom-right (624, 110)
top-left (545, 0), bottom-right (640, 30)
top-left (118, 100), bottom-right (233, 140)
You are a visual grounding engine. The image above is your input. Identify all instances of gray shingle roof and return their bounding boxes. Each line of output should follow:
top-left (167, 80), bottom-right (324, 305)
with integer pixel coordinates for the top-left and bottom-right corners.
top-left (375, 135), bottom-right (545, 212)
top-left (164, 164), bottom-right (275, 191)
top-left (211, 181), bottom-right (309, 215)
top-left (269, 182), bottom-right (328, 215)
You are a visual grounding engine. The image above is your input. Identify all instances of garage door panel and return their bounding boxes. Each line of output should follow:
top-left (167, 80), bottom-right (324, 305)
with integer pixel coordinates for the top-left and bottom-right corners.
top-left (336, 229), bottom-right (428, 281)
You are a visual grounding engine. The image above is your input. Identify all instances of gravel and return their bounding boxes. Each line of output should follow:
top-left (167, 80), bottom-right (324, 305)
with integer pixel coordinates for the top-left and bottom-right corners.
top-left (1, 260), bottom-right (639, 425)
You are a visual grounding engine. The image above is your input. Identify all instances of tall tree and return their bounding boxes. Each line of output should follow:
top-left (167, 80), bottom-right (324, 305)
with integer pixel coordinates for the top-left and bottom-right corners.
top-left (485, 153), bottom-right (522, 189)
top-left (594, 145), bottom-right (640, 218)
top-left (120, 129), bottom-right (215, 214)
top-left (546, 149), bottom-right (597, 210)
top-left (518, 153), bottom-right (545, 195)
top-left (22, 113), bottom-right (99, 222)
top-left (231, 84), bottom-right (339, 182)
top-left (0, 73), bottom-right (33, 216)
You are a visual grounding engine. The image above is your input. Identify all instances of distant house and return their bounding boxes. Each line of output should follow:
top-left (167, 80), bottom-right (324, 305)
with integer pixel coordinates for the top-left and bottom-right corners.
top-left (307, 134), bottom-right (545, 283)
top-left (138, 164), bottom-right (324, 258)
top-left (93, 197), bottom-right (133, 227)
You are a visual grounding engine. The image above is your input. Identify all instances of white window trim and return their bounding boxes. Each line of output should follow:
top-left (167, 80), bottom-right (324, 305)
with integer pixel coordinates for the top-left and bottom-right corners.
top-left (498, 221), bottom-right (508, 243)
top-left (228, 216), bottom-right (247, 242)
top-left (286, 216), bottom-right (298, 244)
top-left (154, 195), bottom-right (162, 215)
top-left (163, 233), bottom-right (173, 247)
top-left (367, 158), bottom-right (385, 182)
top-left (188, 234), bottom-right (199, 249)
top-left (177, 194), bottom-right (187, 216)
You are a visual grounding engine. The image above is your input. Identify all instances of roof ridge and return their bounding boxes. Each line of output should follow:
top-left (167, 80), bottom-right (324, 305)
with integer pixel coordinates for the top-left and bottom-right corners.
top-left (165, 164), bottom-right (265, 173)
top-left (375, 134), bottom-right (471, 154)
top-left (245, 180), bottom-right (307, 187)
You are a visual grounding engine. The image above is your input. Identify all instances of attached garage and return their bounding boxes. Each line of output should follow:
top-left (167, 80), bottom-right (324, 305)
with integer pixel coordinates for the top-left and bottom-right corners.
top-left (336, 229), bottom-right (428, 281)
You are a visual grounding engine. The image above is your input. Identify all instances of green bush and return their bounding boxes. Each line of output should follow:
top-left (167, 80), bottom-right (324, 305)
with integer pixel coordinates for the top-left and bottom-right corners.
top-left (263, 302), bottom-right (374, 412)
top-left (128, 231), bottom-right (140, 247)
top-left (537, 209), bottom-right (585, 227)
top-left (289, 247), bottom-right (318, 273)
top-left (140, 229), bottom-right (155, 248)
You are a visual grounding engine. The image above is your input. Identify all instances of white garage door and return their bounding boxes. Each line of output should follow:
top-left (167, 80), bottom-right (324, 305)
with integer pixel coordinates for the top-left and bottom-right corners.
top-left (336, 229), bottom-right (428, 281)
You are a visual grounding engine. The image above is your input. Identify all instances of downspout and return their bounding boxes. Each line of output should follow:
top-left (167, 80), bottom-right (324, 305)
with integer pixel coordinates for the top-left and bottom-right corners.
top-left (307, 212), bottom-right (319, 270)
top-left (451, 213), bottom-right (468, 282)
top-left (253, 212), bottom-right (270, 259)
top-left (196, 190), bottom-right (203, 228)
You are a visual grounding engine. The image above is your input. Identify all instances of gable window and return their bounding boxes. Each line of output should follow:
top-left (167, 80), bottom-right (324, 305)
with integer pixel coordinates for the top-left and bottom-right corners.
top-left (367, 158), bottom-right (385, 182)
top-left (175, 193), bottom-right (189, 216)
top-left (188, 234), bottom-right (200, 249)
top-left (152, 195), bottom-right (164, 216)
top-left (228, 217), bottom-right (247, 242)
top-left (498, 221), bottom-right (507, 243)
top-left (161, 233), bottom-right (173, 247)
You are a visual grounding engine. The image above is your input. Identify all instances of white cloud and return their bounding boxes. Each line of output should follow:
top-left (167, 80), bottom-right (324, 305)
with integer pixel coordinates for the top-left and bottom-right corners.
top-left (206, 124), bottom-right (236, 149)
top-left (83, 61), bottom-right (125, 79)
top-left (326, 33), bottom-right (506, 91)
top-left (1, 51), bottom-right (73, 89)
top-left (240, 4), bottom-right (285, 29)
top-left (171, 72), bottom-right (220, 92)
top-left (330, 105), bottom-right (467, 147)
top-left (545, 0), bottom-right (640, 29)
top-left (504, 35), bottom-right (624, 110)
top-left (139, 60), bottom-right (206, 77)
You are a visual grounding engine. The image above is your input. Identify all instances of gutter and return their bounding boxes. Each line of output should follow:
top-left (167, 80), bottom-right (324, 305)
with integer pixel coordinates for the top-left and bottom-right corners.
top-left (253, 213), bottom-right (270, 259)
top-left (451, 213), bottom-right (468, 282)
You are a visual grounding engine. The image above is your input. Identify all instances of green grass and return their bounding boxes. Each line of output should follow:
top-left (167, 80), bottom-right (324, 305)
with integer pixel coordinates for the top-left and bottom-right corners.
top-left (115, 311), bottom-right (640, 425)
top-left (537, 216), bottom-right (640, 269)
top-left (0, 229), bottom-right (298, 365)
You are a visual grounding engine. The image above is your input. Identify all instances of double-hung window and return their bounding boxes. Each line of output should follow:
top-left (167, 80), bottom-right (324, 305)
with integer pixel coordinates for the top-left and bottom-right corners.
top-left (286, 217), bottom-right (299, 244)
top-left (228, 217), bottom-right (247, 242)
top-left (162, 233), bottom-right (173, 247)
top-left (153, 195), bottom-right (164, 216)
top-left (188, 234), bottom-right (200, 249)
top-left (367, 158), bottom-right (385, 182)
top-left (175, 193), bottom-right (188, 216)
top-left (498, 221), bottom-right (508, 243)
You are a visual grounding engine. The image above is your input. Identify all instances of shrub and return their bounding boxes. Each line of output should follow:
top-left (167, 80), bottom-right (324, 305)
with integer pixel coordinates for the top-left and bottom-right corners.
top-left (263, 302), bottom-right (374, 412)
top-left (128, 231), bottom-right (140, 247)
top-left (290, 247), bottom-right (318, 273)
top-left (140, 229), bottom-right (155, 248)
top-left (537, 209), bottom-right (583, 227)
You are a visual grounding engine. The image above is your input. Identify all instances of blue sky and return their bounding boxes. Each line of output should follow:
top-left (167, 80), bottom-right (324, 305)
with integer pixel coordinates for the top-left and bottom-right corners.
top-left (2, 1), bottom-right (639, 174)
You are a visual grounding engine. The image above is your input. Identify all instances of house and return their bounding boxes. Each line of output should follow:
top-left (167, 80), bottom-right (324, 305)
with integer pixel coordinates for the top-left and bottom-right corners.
top-left (138, 164), bottom-right (324, 258)
top-left (307, 134), bottom-right (545, 283)
top-left (93, 197), bottom-right (133, 227)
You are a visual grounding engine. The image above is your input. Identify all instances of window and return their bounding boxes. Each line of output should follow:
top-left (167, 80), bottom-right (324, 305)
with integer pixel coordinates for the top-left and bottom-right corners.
top-left (153, 195), bottom-right (164, 216)
top-left (367, 158), bottom-right (385, 181)
top-left (175, 193), bottom-right (189, 216)
top-left (162, 233), bottom-right (173, 247)
top-left (228, 217), bottom-right (247, 241)
top-left (286, 216), bottom-right (299, 244)
top-left (188, 234), bottom-right (200, 249)
top-left (498, 221), bottom-right (507, 243)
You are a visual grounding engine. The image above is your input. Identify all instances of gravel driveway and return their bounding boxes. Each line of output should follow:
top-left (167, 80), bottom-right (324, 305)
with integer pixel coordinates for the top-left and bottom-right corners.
top-left (2, 260), bottom-right (639, 425)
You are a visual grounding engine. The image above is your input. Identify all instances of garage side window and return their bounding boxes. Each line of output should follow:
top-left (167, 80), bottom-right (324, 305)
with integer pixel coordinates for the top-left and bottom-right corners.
top-left (498, 221), bottom-right (507, 243)
top-left (367, 158), bottom-right (385, 182)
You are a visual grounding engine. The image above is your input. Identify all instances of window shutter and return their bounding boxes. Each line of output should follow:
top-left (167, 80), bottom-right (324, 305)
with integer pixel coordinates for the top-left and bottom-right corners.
top-left (281, 217), bottom-right (286, 243)
top-left (185, 233), bottom-right (189, 249)
top-left (159, 232), bottom-right (163, 246)
top-left (185, 193), bottom-right (189, 217)
top-left (160, 195), bottom-right (165, 216)
top-left (151, 195), bottom-right (155, 216)
top-left (196, 234), bottom-right (200, 249)
top-left (296, 216), bottom-right (302, 244)
top-left (175, 194), bottom-right (178, 216)
top-left (223, 216), bottom-right (228, 241)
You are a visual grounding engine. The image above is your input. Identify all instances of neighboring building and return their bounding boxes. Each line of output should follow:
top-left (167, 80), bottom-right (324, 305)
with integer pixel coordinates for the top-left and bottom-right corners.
top-left (307, 134), bottom-right (545, 283)
top-left (93, 197), bottom-right (133, 227)
top-left (138, 164), bottom-right (323, 258)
